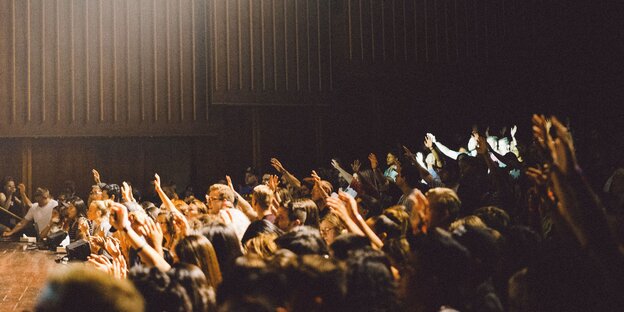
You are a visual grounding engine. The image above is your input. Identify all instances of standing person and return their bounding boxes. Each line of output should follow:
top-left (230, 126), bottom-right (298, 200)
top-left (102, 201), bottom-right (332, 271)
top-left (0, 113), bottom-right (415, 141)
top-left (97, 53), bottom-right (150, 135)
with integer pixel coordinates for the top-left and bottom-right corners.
top-left (2, 187), bottom-right (57, 237)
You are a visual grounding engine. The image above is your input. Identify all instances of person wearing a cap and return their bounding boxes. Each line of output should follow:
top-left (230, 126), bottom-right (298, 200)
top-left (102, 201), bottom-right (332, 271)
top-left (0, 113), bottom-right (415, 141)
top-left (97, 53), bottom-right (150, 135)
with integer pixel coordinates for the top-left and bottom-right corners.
top-left (2, 187), bottom-right (58, 237)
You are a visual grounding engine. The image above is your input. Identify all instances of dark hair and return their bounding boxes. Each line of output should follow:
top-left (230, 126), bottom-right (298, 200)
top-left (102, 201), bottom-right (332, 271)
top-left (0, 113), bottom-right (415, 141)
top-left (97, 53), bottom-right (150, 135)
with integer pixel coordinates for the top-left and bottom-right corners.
top-left (174, 234), bottom-right (223, 288)
top-left (330, 233), bottom-right (372, 261)
top-left (345, 249), bottom-right (399, 312)
top-left (129, 266), bottom-right (192, 312)
top-left (287, 255), bottom-right (347, 312)
top-left (102, 184), bottom-right (121, 202)
top-left (201, 222), bottom-right (243, 279)
top-left (168, 263), bottom-right (216, 312)
top-left (286, 198), bottom-right (312, 224)
top-left (69, 197), bottom-right (88, 218)
top-left (241, 219), bottom-right (283, 246)
top-left (1, 176), bottom-right (15, 188)
top-left (400, 163), bottom-right (422, 189)
top-left (473, 206), bottom-right (511, 232)
top-left (274, 226), bottom-right (328, 255)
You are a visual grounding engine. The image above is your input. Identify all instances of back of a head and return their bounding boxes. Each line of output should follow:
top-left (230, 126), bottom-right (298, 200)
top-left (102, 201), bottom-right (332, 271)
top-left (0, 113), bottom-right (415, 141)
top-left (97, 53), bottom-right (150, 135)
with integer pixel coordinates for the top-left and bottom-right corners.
top-left (330, 233), bottom-right (372, 260)
top-left (274, 226), bottom-right (328, 255)
top-left (241, 219), bottom-right (283, 246)
top-left (201, 222), bottom-right (243, 278)
top-left (174, 234), bottom-right (223, 288)
top-left (287, 254), bottom-right (346, 312)
top-left (345, 249), bottom-right (398, 312)
top-left (252, 185), bottom-right (274, 211)
top-left (474, 206), bottom-right (511, 233)
top-left (426, 187), bottom-right (461, 229)
top-left (36, 265), bottom-right (144, 312)
top-left (169, 263), bottom-right (216, 312)
top-left (129, 266), bottom-right (192, 312)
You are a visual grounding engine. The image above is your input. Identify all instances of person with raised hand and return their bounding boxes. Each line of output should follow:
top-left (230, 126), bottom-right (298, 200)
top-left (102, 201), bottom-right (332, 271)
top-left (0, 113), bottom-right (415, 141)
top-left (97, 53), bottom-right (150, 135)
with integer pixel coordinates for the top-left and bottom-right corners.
top-left (108, 201), bottom-right (171, 272)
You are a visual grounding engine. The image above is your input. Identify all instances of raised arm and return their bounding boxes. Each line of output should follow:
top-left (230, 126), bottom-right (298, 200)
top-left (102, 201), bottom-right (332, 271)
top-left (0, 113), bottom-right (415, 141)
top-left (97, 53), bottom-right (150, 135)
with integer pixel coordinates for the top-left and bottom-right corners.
top-left (432, 136), bottom-right (461, 160)
top-left (271, 158), bottom-right (302, 189)
top-left (330, 159), bottom-right (354, 184)
top-left (153, 174), bottom-right (178, 213)
top-left (18, 183), bottom-right (32, 208)
top-left (226, 175), bottom-right (257, 221)
top-left (109, 202), bottom-right (171, 271)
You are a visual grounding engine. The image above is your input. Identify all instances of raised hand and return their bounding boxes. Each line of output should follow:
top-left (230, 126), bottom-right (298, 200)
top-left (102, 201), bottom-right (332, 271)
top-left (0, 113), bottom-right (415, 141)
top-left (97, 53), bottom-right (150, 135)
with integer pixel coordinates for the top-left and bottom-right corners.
top-left (326, 196), bottom-right (350, 220)
top-left (143, 217), bottom-right (164, 252)
top-left (78, 218), bottom-right (90, 236)
top-left (368, 153), bottom-right (378, 170)
top-left (426, 133), bottom-right (437, 143)
top-left (87, 254), bottom-right (113, 274)
top-left (351, 159), bottom-right (361, 173)
top-left (402, 146), bottom-right (416, 161)
top-left (225, 175), bottom-right (235, 191)
top-left (416, 152), bottom-right (424, 164)
top-left (111, 257), bottom-right (128, 279)
top-left (337, 191), bottom-right (359, 220)
top-left (17, 183), bottom-right (26, 195)
top-left (330, 159), bottom-right (343, 170)
top-left (267, 175), bottom-right (280, 192)
top-left (109, 202), bottom-right (130, 231)
top-left (311, 170), bottom-right (322, 185)
top-left (270, 158), bottom-right (286, 173)
top-left (424, 135), bottom-right (434, 149)
top-left (407, 189), bottom-right (429, 234)
top-left (121, 182), bottom-right (134, 203)
top-left (104, 237), bottom-right (122, 259)
top-left (172, 211), bottom-right (190, 238)
top-left (154, 173), bottom-right (162, 190)
top-left (526, 166), bottom-right (549, 188)
top-left (511, 125), bottom-right (518, 137)
top-left (92, 169), bottom-right (101, 184)
top-left (476, 135), bottom-right (489, 155)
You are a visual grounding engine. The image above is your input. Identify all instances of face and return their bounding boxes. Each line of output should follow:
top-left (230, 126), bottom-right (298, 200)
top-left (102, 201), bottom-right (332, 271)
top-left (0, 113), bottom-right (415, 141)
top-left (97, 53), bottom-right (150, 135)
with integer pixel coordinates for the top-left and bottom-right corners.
top-left (386, 153), bottom-right (397, 166)
top-left (51, 209), bottom-right (61, 223)
top-left (245, 173), bottom-right (258, 186)
top-left (67, 204), bottom-right (78, 219)
top-left (4, 181), bottom-right (15, 194)
top-left (89, 186), bottom-right (103, 201)
top-left (207, 190), bottom-right (223, 214)
top-left (186, 203), bottom-right (199, 219)
top-left (320, 219), bottom-right (339, 246)
top-left (311, 185), bottom-right (323, 201)
top-left (87, 202), bottom-right (100, 221)
top-left (275, 207), bottom-right (292, 231)
top-left (262, 174), bottom-right (271, 185)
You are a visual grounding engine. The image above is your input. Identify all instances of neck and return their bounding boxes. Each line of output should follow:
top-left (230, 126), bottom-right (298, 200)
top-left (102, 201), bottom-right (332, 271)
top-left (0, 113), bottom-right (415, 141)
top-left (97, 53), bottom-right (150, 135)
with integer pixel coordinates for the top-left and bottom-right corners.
top-left (400, 185), bottom-right (411, 195)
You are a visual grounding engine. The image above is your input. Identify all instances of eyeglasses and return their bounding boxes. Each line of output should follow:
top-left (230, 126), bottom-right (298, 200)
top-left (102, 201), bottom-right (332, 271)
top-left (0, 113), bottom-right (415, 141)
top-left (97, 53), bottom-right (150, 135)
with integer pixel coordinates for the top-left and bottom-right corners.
top-left (320, 227), bottom-right (334, 234)
top-left (207, 197), bottom-right (222, 202)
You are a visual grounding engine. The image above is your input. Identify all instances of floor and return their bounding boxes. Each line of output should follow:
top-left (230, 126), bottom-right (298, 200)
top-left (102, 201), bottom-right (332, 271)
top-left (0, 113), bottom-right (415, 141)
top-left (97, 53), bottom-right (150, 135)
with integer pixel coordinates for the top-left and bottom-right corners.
top-left (0, 242), bottom-right (60, 311)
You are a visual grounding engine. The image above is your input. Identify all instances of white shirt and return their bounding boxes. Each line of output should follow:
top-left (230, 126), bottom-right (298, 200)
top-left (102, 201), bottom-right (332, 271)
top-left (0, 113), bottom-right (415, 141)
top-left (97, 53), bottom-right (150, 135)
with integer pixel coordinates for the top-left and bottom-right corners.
top-left (218, 208), bottom-right (250, 241)
top-left (24, 199), bottom-right (58, 233)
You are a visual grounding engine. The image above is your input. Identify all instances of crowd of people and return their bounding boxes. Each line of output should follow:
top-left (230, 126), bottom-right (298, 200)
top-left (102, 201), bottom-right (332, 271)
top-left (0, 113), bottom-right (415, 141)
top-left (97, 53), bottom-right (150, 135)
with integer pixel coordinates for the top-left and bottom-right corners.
top-left (1, 114), bottom-right (623, 312)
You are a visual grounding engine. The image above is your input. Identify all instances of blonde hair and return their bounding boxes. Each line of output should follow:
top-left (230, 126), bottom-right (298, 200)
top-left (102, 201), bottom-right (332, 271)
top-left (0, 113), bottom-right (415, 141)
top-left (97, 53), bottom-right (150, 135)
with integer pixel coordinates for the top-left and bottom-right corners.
top-left (244, 233), bottom-right (279, 259)
top-left (209, 184), bottom-right (235, 203)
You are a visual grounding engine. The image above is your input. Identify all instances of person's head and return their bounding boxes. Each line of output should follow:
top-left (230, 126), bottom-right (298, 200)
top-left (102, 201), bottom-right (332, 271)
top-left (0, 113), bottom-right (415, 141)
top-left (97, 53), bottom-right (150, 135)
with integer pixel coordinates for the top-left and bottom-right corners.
top-left (129, 266), bottom-right (192, 312)
top-left (262, 173), bottom-right (271, 185)
top-left (174, 234), bottom-right (223, 289)
top-left (245, 167), bottom-right (259, 186)
top-left (396, 163), bottom-right (421, 190)
top-left (241, 219), bottom-right (283, 246)
top-left (173, 200), bottom-right (190, 216)
top-left (319, 213), bottom-right (345, 246)
top-left (89, 185), bottom-right (103, 202)
top-left (276, 198), bottom-right (310, 232)
top-left (36, 265), bottom-right (144, 312)
top-left (168, 263), bottom-right (216, 312)
top-left (252, 185), bottom-right (274, 214)
top-left (311, 180), bottom-right (333, 202)
top-left (329, 233), bottom-right (372, 260)
top-left (287, 255), bottom-right (346, 312)
top-left (383, 205), bottom-right (411, 237)
top-left (473, 206), bottom-right (511, 233)
top-left (449, 215), bottom-right (488, 232)
top-left (245, 232), bottom-right (279, 258)
top-left (201, 222), bottom-right (243, 278)
top-left (345, 249), bottom-right (398, 312)
top-left (34, 187), bottom-right (52, 206)
top-left (102, 184), bottom-right (121, 202)
top-left (187, 199), bottom-right (208, 220)
top-left (87, 200), bottom-right (108, 221)
top-left (386, 152), bottom-right (398, 166)
top-left (275, 226), bottom-right (329, 255)
top-left (2, 176), bottom-right (16, 194)
top-left (424, 187), bottom-right (461, 231)
top-left (207, 184), bottom-right (235, 213)
top-left (67, 197), bottom-right (87, 220)
top-left (157, 211), bottom-right (176, 237)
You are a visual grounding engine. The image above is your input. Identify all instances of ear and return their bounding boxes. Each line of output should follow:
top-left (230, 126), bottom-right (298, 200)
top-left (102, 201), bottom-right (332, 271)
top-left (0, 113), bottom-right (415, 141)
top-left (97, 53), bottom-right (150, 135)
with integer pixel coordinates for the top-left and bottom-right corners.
top-left (381, 232), bottom-right (388, 241)
top-left (293, 219), bottom-right (302, 227)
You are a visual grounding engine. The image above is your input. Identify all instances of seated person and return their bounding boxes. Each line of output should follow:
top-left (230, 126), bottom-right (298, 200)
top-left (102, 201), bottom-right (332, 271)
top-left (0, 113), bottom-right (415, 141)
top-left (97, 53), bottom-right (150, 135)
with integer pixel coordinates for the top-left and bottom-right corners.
top-left (2, 187), bottom-right (58, 238)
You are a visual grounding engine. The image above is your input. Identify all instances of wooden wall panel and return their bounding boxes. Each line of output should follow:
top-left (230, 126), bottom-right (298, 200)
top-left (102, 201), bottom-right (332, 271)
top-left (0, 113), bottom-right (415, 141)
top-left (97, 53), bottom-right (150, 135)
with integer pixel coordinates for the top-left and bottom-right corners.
top-left (0, 0), bottom-right (212, 137)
